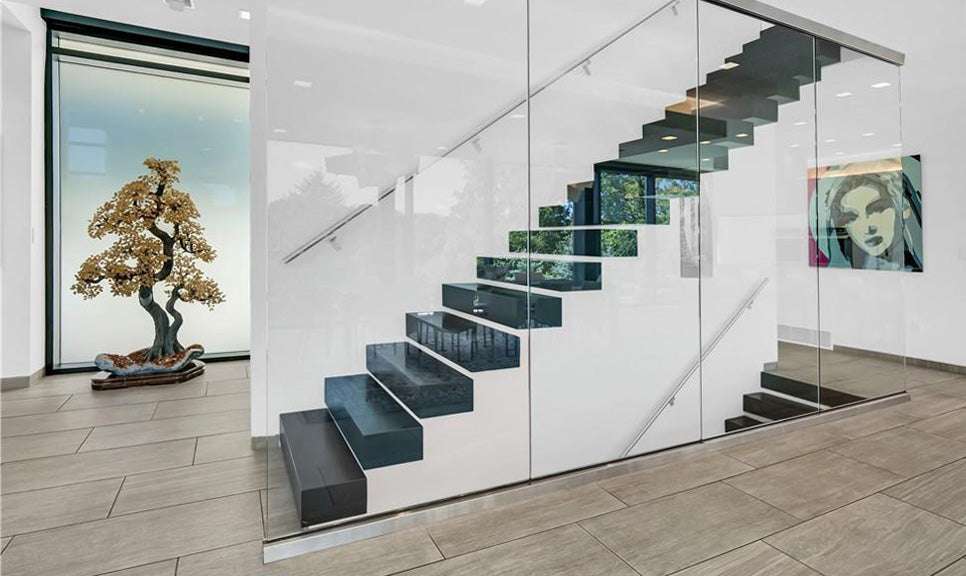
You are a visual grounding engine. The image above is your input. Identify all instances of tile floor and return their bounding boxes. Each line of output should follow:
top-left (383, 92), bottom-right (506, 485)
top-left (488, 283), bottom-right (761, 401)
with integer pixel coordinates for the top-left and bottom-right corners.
top-left (2, 359), bottom-right (966, 575)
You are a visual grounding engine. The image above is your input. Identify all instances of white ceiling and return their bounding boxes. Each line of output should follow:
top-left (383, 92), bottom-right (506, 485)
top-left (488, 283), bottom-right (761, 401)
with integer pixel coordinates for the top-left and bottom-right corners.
top-left (8, 0), bottom-right (250, 45)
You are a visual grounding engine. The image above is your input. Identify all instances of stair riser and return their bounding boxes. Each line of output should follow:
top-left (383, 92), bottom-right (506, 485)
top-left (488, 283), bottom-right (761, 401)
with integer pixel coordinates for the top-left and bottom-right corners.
top-left (442, 284), bottom-right (562, 330)
top-left (406, 312), bottom-right (520, 372)
top-left (743, 392), bottom-right (817, 420)
top-left (366, 342), bottom-right (473, 418)
top-left (760, 372), bottom-right (864, 408)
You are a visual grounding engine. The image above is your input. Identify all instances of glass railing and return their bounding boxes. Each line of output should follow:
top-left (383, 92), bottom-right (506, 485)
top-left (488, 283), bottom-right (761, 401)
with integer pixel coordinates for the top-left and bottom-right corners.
top-left (260, 0), bottom-right (906, 545)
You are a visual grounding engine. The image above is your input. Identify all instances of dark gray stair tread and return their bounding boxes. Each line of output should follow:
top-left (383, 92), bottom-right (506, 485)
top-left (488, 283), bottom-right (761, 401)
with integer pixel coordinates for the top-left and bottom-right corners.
top-left (619, 141), bottom-right (729, 172)
top-left (725, 415), bottom-right (766, 433)
top-left (442, 283), bottom-right (562, 329)
top-left (691, 75), bottom-right (801, 105)
top-left (366, 342), bottom-right (473, 418)
top-left (743, 391), bottom-right (817, 420)
top-left (324, 374), bottom-right (423, 470)
top-left (760, 372), bottom-right (865, 408)
top-left (405, 312), bottom-right (520, 372)
top-left (476, 257), bottom-right (602, 292)
top-left (279, 409), bottom-right (366, 527)
top-left (696, 94), bottom-right (779, 126)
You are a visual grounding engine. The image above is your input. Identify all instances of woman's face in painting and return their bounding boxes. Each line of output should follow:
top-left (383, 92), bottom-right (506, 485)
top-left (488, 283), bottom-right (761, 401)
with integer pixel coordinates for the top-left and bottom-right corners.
top-left (838, 185), bottom-right (897, 257)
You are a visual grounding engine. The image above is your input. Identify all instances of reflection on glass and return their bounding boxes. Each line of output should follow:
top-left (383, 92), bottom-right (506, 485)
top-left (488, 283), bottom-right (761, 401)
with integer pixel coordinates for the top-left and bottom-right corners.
top-left (508, 229), bottom-right (638, 257)
top-left (476, 257), bottom-right (603, 292)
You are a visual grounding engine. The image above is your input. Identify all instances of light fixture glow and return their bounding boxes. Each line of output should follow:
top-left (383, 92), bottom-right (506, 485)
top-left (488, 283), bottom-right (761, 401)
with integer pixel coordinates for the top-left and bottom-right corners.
top-left (794, 121), bottom-right (807, 126)
top-left (510, 113), bottom-right (526, 119)
top-left (293, 80), bottom-right (313, 88)
top-left (720, 61), bottom-right (740, 70)
top-left (862, 132), bottom-right (875, 137)
top-left (661, 135), bottom-right (678, 141)
top-left (238, 9), bottom-right (251, 20)
top-left (465, 0), bottom-right (487, 5)
top-left (835, 91), bottom-right (853, 98)
top-left (701, 158), bottom-right (711, 162)
top-left (736, 132), bottom-right (749, 138)
top-left (699, 140), bottom-right (711, 145)
top-left (658, 149), bottom-right (669, 153)
top-left (824, 138), bottom-right (836, 143)
top-left (790, 144), bottom-right (801, 148)
top-left (871, 82), bottom-right (892, 89)
top-left (893, 143), bottom-right (903, 147)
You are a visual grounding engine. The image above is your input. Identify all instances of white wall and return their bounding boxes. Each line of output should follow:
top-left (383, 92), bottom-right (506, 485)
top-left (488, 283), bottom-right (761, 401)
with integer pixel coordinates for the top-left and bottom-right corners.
top-left (759, 0), bottom-right (966, 366)
top-left (1, 3), bottom-right (45, 382)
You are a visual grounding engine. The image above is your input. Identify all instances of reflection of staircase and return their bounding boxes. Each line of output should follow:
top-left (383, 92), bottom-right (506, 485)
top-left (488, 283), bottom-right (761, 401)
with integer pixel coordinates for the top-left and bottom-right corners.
top-left (280, 26), bottom-right (854, 527)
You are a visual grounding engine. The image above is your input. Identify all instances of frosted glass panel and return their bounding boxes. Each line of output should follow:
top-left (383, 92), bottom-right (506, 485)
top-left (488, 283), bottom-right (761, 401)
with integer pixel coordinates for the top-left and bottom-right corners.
top-left (56, 61), bottom-right (250, 365)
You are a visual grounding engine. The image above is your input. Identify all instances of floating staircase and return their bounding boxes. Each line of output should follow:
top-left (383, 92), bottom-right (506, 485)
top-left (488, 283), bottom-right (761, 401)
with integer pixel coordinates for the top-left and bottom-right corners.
top-left (279, 25), bottom-right (855, 528)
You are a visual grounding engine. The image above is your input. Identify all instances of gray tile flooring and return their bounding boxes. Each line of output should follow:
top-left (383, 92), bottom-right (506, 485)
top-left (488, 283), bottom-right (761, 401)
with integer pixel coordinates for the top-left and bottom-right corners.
top-left (1, 359), bottom-right (965, 575)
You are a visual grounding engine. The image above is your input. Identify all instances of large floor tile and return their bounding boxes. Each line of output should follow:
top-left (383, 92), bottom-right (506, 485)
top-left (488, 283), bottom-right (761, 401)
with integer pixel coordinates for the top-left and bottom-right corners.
top-left (670, 541), bottom-right (820, 576)
top-left (179, 531), bottom-right (441, 576)
top-left (0, 478), bottom-right (122, 537)
top-left (1, 395), bottom-right (70, 417)
top-left (581, 483), bottom-right (797, 576)
top-left (885, 459), bottom-right (966, 524)
top-left (909, 408), bottom-right (966, 442)
top-left (202, 362), bottom-right (249, 382)
top-left (725, 450), bottom-right (902, 520)
top-left (724, 427), bottom-right (847, 468)
top-left (1, 438), bottom-right (195, 493)
top-left (767, 494), bottom-right (966, 576)
top-left (909, 370), bottom-right (965, 389)
top-left (59, 381), bottom-right (207, 411)
top-left (428, 483), bottom-right (624, 557)
top-left (402, 524), bottom-right (636, 576)
top-left (206, 378), bottom-right (249, 396)
top-left (1, 428), bottom-right (91, 463)
top-left (923, 377), bottom-right (966, 398)
top-left (1, 377), bottom-right (92, 400)
top-left (830, 427), bottom-right (966, 477)
top-left (895, 390), bottom-right (966, 420)
top-left (153, 392), bottom-right (248, 419)
top-left (599, 453), bottom-right (752, 506)
top-left (0, 492), bottom-right (262, 576)
top-left (1, 403), bottom-right (157, 437)
top-left (113, 456), bottom-right (265, 515)
top-left (79, 409), bottom-right (248, 451)
top-left (816, 408), bottom-right (918, 439)
top-left (194, 430), bottom-right (259, 464)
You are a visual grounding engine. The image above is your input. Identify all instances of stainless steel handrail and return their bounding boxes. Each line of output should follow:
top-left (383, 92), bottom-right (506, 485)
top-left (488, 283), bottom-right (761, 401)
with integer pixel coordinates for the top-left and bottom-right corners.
top-left (620, 276), bottom-right (770, 458)
top-left (281, 0), bottom-right (680, 264)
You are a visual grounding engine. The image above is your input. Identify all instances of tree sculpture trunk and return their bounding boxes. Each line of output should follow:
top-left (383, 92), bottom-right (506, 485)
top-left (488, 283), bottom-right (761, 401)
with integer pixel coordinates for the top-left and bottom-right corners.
top-left (164, 286), bottom-right (185, 354)
top-left (139, 285), bottom-right (171, 361)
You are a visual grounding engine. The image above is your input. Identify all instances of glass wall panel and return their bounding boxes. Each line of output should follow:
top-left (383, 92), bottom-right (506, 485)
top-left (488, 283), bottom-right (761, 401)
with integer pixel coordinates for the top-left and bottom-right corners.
top-left (54, 53), bottom-right (250, 368)
top-left (814, 46), bottom-right (906, 401)
top-left (263, 0), bottom-right (529, 538)
top-left (697, 3), bottom-right (822, 436)
top-left (527, 0), bottom-right (701, 473)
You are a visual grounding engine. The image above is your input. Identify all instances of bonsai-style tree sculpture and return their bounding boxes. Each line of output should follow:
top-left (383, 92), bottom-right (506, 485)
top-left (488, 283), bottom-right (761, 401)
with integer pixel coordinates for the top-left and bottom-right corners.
top-left (72, 158), bottom-right (224, 370)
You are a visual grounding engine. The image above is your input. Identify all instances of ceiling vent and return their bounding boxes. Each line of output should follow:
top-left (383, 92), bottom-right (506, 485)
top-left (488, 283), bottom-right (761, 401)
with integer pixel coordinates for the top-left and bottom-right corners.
top-left (163, 0), bottom-right (195, 11)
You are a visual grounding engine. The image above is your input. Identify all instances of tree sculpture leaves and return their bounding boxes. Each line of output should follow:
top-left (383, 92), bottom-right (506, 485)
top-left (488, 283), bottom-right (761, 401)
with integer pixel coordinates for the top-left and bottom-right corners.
top-left (72, 158), bottom-right (224, 362)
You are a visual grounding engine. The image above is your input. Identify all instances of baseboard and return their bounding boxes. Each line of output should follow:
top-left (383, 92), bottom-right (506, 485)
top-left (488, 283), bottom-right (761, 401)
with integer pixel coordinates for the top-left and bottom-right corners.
top-left (835, 345), bottom-right (966, 375)
top-left (1, 366), bottom-right (45, 391)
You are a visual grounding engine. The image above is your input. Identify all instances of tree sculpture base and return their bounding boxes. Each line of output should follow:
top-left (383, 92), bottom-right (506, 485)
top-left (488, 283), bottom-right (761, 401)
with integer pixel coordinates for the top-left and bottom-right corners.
top-left (91, 360), bottom-right (205, 390)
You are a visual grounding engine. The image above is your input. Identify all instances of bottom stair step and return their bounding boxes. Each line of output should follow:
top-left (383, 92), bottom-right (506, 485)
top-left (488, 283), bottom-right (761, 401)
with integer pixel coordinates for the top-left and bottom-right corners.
top-left (725, 415), bottom-right (766, 433)
top-left (743, 392), bottom-right (817, 420)
top-left (279, 409), bottom-right (367, 527)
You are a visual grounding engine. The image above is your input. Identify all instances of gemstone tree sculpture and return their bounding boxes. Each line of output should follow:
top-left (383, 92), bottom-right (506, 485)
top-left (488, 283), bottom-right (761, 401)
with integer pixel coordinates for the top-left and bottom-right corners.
top-left (72, 158), bottom-right (224, 375)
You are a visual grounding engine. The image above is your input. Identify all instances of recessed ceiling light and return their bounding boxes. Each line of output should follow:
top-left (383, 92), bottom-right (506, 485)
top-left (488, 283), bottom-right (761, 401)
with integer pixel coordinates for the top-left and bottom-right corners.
top-left (465, 0), bottom-right (487, 5)
top-left (871, 82), bottom-right (892, 89)
top-left (862, 132), bottom-right (875, 137)
top-left (699, 140), bottom-right (711, 145)
top-left (835, 91), bottom-right (853, 98)
top-left (893, 143), bottom-right (903, 147)
top-left (273, 128), bottom-right (288, 134)
top-left (720, 62), bottom-right (740, 70)
top-left (790, 144), bottom-right (801, 148)
top-left (794, 121), bottom-right (807, 126)
top-left (824, 138), bottom-right (836, 143)
top-left (661, 135), bottom-right (678, 141)
top-left (238, 9), bottom-right (251, 20)
top-left (658, 149), bottom-right (669, 153)
top-left (510, 113), bottom-right (526, 119)
top-left (701, 158), bottom-right (711, 162)
top-left (293, 80), bottom-right (313, 88)
top-left (736, 132), bottom-right (749, 138)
